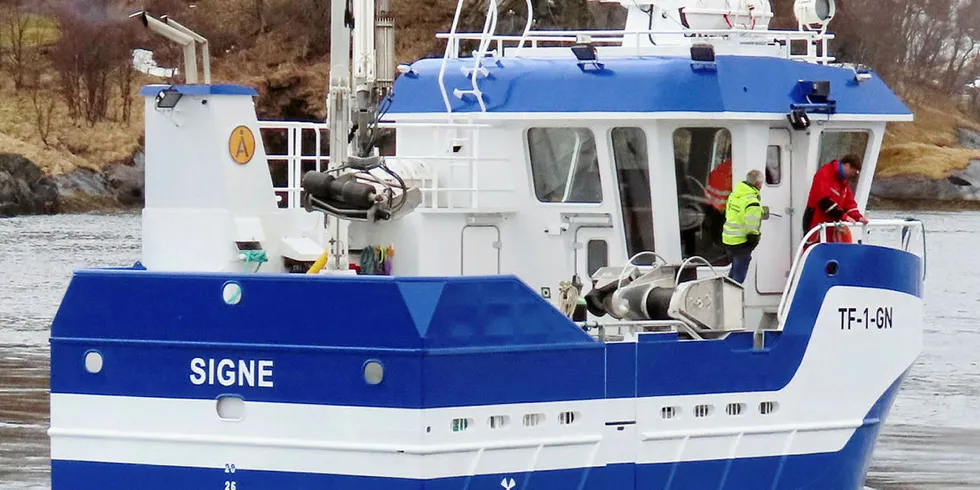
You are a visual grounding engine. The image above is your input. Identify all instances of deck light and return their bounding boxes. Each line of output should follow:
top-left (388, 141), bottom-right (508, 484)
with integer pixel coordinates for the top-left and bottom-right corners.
top-left (690, 44), bottom-right (715, 63)
top-left (853, 64), bottom-right (872, 82)
top-left (801, 80), bottom-right (831, 102)
top-left (571, 35), bottom-right (597, 63)
top-left (787, 108), bottom-right (810, 130)
top-left (794, 0), bottom-right (836, 30)
top-left (571, 35), bottom-right (603, 72)
top-left (155, 87), bottom-right (183, 109)
top-left (396, 63), bottom-right (418, 78)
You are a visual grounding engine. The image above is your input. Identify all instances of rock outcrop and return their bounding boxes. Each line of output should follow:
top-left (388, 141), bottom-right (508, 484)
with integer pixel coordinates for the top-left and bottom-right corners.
top-left (870, 126), bottom-right (980, 204)
top-left (0, 150), bottom-right (145, 217)
top-left (55, 151), bottom-right (145, 210)
top-left (105, 151), bottom-right (145, 206)
top-left (872, 158), bottom-right (980, 201)
top-left (0, 154), bottom-right (60, 217)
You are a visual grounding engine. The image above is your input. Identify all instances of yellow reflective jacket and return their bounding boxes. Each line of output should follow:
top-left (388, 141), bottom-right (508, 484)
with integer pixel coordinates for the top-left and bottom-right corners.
top-left (722, 181), bottom-right (763, 246)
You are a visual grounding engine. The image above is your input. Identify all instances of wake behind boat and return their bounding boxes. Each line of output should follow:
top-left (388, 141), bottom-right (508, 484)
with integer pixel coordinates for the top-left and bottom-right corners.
top-left (48, 1), bottom-right (927, 489)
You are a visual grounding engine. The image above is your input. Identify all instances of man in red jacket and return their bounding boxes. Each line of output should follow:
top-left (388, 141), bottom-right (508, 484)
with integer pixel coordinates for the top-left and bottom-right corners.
top-left (803, 153), bottom-right (869, 243)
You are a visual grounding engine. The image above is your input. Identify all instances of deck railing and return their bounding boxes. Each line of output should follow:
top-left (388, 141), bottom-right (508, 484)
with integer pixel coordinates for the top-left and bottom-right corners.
top-left (258, 120), bottom-right (513, 211)
top-left (777, 219), bottom-right (927, 324)
top-left (437, 29), bottom-right (835, 64)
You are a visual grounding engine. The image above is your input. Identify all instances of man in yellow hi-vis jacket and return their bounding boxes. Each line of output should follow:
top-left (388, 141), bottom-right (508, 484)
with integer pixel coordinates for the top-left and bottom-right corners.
top-left (722, 169), bottom-right (765, 284)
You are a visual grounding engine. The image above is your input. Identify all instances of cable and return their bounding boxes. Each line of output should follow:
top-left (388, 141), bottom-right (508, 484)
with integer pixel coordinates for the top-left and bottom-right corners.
top-left (616, 251), bottom-right (668, 291)
top-left (640, 5), bottom-right (657, 46)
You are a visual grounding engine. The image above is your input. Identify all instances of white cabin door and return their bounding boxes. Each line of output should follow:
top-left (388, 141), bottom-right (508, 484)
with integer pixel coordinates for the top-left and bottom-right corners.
top-left (461, 225), bottom-right (500, 275)
top-left (755, 129), bottom-right (793, 294)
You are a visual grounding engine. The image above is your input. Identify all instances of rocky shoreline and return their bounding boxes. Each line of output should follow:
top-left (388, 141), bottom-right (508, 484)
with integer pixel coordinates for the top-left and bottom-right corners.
top-left (3, 126), bottom-right (980, 217)
top-left (870, 127), bottom-right (980, 206)
top-left (0, 152), bottom-right (143, 217)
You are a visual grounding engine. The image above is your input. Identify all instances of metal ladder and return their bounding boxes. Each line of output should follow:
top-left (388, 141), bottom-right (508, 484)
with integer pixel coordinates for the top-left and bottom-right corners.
top-left (439, 0), bottom-right (503, 113)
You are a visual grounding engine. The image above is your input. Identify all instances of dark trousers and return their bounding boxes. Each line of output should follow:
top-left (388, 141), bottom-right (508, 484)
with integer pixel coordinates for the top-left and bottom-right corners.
top-left (725, 242), bottom-right (757, 284)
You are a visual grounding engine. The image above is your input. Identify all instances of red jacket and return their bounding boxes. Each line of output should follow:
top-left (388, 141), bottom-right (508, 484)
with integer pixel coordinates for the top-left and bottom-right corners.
top-left (704, 159), bottom-right (732, 211)
top-left (803, 161), bottom-right (865, 238)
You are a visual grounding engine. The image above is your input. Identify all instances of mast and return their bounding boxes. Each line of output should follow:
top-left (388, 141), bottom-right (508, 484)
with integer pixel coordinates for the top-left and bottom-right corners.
top-left (328, 0), bottom-right (393, 166)
top-left (327, 0), bottom-right (351, 171)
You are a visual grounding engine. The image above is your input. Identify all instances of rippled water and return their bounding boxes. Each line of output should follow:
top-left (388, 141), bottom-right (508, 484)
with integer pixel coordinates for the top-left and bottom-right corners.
top-left (1, 210), bottom-right (978, 489)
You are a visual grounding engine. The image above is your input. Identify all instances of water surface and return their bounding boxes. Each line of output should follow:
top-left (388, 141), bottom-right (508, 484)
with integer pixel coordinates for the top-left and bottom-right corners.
top-left (0, 211), bottom-right (978, 489)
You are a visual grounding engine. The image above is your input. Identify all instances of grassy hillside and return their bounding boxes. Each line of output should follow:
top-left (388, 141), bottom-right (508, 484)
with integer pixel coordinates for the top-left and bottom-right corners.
top-left (879, 91), bottom-right (980, 179)
top-left (0, 1), bottom-right (978, 183)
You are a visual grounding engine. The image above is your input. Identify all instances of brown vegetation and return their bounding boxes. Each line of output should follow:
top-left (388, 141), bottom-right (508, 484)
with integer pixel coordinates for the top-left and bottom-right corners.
top-left (0, 0), bottom-right (978, 183)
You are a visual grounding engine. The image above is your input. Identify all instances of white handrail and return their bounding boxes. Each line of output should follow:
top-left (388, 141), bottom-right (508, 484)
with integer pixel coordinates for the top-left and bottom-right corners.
top-left (258, 119), bottom-right (514, 212)
top-left (464, 0), bottom-right (498, 112)
top-left (777, 219), bottom-right (927, 324)
top-left (438, 28), bottom-right (836, 41)
top-left (436, 28), bottom-right (836, 63)
top-left (438, 0), bottom-right (468, 114)
top-left (514, 0), bottom-right (534, 54)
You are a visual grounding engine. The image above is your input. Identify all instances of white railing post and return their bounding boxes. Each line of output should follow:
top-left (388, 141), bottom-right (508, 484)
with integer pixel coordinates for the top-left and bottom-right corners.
top-left (471, 124), bottom-right (479, 209)
top-left (286, 127), bottom-right (296, 208)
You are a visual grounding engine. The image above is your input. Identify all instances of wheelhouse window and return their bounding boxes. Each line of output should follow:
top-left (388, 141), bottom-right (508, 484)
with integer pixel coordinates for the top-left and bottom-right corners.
top-left (818, 131), bottom-right (870, 192)
top-left (527, 128), bottom-right (602, 203)
top-left (672, 127), bottom-right (732, 264)
top-left (611, 127), bottom-right (654, 263)
top-left (766, 145), bottom-right (781, 185)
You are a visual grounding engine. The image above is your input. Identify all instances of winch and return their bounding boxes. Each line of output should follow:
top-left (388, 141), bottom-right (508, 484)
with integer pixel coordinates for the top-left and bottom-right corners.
top-left (584, 262), bottom-right (745, 334)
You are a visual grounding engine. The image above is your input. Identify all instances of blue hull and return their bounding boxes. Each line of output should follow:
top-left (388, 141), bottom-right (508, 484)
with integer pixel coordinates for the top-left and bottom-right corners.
top-left (52, 372), bottom-right (899, 490)
top-left (48, 244), bottom-right (919, 490)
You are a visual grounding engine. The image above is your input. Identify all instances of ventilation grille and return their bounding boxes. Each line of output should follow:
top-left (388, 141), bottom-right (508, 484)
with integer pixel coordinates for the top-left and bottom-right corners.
top-left (488, 415), bottom-right (509, 429)
top-left (451, 418), bottom-right (472, 432)
top-left (760, 401), bottom-right (778, 415)
top-left (694, 404), bottom-right (713, 418)
top-left (725, 403), bottom-right (745, 416)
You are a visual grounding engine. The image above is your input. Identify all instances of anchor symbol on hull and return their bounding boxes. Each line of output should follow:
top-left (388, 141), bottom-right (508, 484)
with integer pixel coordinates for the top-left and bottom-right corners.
top-left (500, 478), bottom-right (516, 490)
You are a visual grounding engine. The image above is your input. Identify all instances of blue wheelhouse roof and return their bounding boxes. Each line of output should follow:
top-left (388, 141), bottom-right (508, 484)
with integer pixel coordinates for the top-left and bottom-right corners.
top-left (387, 55), bottom-right (912, 117)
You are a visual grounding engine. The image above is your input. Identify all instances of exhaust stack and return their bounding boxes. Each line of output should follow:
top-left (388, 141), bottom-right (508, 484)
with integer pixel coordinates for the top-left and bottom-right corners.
top-left (130, 11), bottom-right (211, 84)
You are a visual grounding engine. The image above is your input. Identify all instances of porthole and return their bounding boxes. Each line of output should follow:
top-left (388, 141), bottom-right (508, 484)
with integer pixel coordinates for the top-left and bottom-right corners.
top-left (83, 350), bottom-right (103, 374)
top-left (363, 360), bottom-right (384, 385)
top-left (222, 281), bottom-right (243, 305)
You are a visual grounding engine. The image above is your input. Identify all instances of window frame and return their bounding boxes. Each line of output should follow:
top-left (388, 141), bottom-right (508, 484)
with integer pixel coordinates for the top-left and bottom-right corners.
top-left (765, 144), bottom-right (783, 186)
top-left (525, 126), bottom-right (604, 205)
top-left (609, 126), bottom-right (656, 262)
top-left (669, 125), bottom-right (735, 263)
top-left (816, 129), bottom-right (873, 193)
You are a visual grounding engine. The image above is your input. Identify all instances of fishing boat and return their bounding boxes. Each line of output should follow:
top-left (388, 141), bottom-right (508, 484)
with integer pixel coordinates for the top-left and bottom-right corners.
top-left (48, 1), bottom-right (926, 489)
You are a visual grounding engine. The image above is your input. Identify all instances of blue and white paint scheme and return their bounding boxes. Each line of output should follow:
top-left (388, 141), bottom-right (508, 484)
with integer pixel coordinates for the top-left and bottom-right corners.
top-left (49, 1), bottom-right (927, 490)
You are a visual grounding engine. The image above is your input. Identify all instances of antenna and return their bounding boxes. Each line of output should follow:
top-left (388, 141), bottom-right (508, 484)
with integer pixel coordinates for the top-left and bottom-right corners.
top-left (130, 11), bottom-right (211, 84)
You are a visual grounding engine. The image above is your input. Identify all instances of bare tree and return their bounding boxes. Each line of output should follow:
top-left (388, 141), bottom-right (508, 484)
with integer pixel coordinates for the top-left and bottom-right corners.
top-left (25, 17), bottom-right (56, 146)
top-left (254, 0), bottom-right (266, 34)
top-left (1, 0), bottom-right (31, 90)
top-left (51, 9), bottom-right (135, 125)
top-left (30, 77), bottom-right (56, 146)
